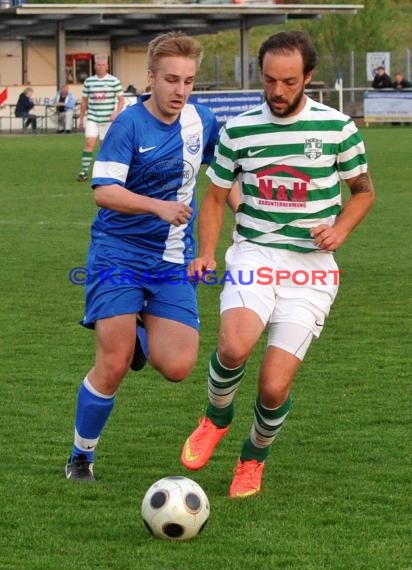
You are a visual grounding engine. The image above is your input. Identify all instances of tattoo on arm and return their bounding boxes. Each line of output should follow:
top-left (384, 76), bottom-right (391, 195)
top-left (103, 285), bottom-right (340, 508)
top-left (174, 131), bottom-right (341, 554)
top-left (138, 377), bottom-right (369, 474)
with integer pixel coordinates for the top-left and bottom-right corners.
top-left (350, 173), bottom-right (372, 195)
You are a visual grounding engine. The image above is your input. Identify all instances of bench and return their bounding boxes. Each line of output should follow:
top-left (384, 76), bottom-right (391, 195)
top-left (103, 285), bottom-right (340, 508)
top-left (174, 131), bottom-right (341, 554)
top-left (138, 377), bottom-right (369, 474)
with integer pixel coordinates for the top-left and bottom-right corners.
top-left (3, 105), bottom-right (47, 133)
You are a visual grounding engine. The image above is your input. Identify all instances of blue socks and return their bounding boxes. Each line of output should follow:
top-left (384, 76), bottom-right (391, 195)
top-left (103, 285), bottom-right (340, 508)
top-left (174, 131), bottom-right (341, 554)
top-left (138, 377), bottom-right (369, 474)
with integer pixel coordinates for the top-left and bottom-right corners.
top-left (71, 376), bottom-right (115, 462)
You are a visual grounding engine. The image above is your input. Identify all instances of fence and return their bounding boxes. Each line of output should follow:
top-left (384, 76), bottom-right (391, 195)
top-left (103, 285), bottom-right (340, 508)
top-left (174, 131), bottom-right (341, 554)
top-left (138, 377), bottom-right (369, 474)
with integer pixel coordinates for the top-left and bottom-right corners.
top-left (0, 103), bottom-right (80, 134)
top-left (196, 48), bottom-right (412, 109)
top-left (0, 93), bottom-right (144, 133)
top-left (1, 87), bottom-right (411, 134)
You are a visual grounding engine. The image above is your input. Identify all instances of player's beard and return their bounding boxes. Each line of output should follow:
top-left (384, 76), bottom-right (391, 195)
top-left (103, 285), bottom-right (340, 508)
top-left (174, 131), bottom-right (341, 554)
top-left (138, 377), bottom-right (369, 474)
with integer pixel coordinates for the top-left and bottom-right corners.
top-left (265, 84), bottom-right (306, 118)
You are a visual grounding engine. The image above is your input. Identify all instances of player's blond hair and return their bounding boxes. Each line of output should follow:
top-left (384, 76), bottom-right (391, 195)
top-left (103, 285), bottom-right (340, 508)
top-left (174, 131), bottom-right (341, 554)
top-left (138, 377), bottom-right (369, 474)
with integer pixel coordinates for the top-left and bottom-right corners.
top-left (147, 31), bottom-right (203, 72)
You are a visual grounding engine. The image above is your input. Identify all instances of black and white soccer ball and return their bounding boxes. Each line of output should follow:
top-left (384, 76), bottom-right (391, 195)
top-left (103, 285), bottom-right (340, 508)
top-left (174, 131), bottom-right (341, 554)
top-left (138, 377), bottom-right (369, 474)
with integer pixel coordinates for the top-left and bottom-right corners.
top-left (141, 476), bottom-right (210, 540)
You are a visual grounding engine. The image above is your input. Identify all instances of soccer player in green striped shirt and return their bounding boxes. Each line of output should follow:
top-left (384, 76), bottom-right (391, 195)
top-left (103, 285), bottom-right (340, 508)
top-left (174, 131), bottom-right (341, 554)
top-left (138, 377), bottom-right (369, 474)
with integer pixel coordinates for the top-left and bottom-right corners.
top-left (181, 30), bottom-right (375, 498)
top-left (77, 54), bottom-right (124, 182)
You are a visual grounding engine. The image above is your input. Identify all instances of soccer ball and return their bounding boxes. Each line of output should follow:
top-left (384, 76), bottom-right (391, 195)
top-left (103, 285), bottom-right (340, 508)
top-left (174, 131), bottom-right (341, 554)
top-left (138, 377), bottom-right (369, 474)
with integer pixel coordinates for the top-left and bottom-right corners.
top-left (141, 476), bottom-right (210, 540)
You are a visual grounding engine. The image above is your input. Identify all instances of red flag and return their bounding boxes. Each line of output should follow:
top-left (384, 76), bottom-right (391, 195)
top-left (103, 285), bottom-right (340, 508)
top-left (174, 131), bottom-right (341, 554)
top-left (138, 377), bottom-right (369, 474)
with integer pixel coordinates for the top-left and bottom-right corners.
top-left (0, 88), bottom-right (8, 106)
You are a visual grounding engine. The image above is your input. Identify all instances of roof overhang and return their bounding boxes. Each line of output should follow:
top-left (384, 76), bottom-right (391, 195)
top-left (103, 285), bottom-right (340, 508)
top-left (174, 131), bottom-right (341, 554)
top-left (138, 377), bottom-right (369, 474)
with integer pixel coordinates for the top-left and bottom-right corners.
top-left (0, 3), bottom-right (363, 48)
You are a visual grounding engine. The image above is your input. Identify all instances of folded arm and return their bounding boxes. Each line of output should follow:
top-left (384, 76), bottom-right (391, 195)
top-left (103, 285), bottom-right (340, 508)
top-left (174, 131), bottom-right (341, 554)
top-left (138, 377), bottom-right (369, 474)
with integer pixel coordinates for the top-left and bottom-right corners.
top-left (94, 184), bottom-right (192, 227)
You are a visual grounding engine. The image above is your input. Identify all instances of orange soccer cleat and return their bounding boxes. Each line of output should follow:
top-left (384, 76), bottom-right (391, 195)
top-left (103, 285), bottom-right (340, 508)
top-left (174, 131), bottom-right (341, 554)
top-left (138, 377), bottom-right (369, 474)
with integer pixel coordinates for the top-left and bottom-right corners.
top-left (229, 458), bottom-right (265, 498)
top-left (181, 416), bottom-right (230, 471)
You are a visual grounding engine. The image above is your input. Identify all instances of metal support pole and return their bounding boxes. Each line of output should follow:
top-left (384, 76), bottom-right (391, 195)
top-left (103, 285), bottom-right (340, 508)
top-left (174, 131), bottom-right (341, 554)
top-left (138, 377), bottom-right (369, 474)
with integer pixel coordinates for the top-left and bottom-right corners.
top-left (56, 22), bottom-right (66, 88)
top-left (240, 18), bottom-right (249, 90)
top-left (214, 54), bottom-right (220, 88)
top-left (406, 48), bottom-right (411, 82)
top-left (350, 50), bottom-right (355, 103)
top-left (22, 39), bottom-right (28, 84)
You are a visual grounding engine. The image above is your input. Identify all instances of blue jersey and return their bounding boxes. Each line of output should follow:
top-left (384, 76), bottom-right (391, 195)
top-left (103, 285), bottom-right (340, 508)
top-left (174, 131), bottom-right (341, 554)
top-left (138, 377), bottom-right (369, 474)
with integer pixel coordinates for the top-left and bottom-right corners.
top-left (91, 96), bottom-right (219, 264)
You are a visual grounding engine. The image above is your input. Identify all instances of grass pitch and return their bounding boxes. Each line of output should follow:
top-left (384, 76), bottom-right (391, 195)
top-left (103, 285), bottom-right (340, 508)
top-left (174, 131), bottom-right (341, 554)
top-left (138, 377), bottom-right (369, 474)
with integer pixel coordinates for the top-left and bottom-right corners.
top-left (0, 129), bottom-right (411, 569)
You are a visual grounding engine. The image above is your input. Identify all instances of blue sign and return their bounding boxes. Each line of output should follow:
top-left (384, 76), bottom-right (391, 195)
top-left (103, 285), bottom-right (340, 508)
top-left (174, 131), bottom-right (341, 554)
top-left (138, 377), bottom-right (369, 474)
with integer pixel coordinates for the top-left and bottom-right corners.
top-left (364, 89), bottom-right (412, 122)
top-left (190, 90), bottom-right (264, 126)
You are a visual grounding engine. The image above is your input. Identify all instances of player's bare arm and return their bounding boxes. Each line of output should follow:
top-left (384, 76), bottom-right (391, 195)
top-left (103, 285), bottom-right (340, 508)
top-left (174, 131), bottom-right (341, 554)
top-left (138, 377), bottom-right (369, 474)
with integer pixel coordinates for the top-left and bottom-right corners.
top-left (78, 96), bottom-right (88, 129)
top-left (187, 183), bottom-right (230, 277)
top-left (94, 184), bottom-right (192, 226)
top-left (110, 95), bottom-right (125, 122)
top-left (311, 172), bottom-right (375, 251)
top-left (226, 182), bottom-right (240, 214)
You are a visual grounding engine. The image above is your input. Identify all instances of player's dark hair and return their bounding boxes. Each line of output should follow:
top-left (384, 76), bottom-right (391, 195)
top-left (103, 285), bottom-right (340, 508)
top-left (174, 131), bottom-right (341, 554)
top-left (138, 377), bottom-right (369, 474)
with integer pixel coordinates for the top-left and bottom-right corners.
top-left (147, 31), bottom-right (203, 72)
top-left (258, 30), bottom-right (319, 76)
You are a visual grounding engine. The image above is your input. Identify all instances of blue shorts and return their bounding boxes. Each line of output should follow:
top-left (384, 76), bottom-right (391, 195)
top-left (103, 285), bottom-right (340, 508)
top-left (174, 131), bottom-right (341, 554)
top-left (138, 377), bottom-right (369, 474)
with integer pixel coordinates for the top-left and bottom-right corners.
top-left (81, 241), bottom-right (199, 330)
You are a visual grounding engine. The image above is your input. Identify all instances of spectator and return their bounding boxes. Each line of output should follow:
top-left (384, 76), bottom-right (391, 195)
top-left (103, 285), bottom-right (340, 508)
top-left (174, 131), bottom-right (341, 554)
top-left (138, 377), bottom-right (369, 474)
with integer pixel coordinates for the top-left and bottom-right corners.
top-left (392, 72), bottom-right (411, 90)
top-left (51, 83), bottom-right (77, 133)
top-left (372, 66), bottom-right (392, 89)
top-left (391, 72), bottom-right (411, 125)
top-left (15, 87), bottom-right (37, 132)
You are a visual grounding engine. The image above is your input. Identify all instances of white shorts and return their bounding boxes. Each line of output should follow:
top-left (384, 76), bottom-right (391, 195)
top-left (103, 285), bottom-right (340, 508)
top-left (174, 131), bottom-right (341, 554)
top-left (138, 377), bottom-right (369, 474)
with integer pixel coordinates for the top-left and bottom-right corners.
top-left (220, 241), bottom-right (340, 357)
top-left (85, 120), bottom-right (111, 141)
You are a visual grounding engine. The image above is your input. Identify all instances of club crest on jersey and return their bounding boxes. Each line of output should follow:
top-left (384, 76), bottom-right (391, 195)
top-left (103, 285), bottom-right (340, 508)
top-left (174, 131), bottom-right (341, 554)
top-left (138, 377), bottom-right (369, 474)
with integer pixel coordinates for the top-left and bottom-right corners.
top-left (304, 138), bottom-right (323, 160)
top-left (185, 134), bottom-right (201, 155)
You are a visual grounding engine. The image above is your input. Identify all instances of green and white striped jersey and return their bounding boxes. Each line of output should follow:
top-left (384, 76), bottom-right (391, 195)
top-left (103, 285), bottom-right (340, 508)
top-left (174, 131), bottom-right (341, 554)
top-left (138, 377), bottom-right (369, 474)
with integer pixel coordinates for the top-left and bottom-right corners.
top-left (207, 97), bottom-right (368, 253)
top-left (83, 73), bottom-right (123, 123)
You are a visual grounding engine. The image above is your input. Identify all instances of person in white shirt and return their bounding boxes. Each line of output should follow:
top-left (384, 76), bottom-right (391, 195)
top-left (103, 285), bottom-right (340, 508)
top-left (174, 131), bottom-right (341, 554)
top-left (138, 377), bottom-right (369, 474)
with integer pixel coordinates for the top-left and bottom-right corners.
top-left (51, 84), bottom-right (77, 133)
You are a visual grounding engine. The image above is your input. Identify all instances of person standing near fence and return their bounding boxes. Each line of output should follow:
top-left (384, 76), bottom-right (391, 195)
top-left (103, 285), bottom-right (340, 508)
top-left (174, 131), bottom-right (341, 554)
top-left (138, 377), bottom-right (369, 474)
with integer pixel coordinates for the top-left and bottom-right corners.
top-left (372, 66), bottom-right (392, 89)
top-left (77, 54), bottom-right (125, 182)
top-left (392, 72), bottom-right (411, 90)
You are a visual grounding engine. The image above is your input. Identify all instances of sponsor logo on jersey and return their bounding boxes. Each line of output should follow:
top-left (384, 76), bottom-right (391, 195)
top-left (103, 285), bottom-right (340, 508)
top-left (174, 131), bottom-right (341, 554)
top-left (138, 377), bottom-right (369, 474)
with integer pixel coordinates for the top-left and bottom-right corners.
top-left (256, 164), bottom-right (310, 207)
top-left (91, 91), bottom-right (107, 101)
top-left (142, 158), bottom-right (195, 192)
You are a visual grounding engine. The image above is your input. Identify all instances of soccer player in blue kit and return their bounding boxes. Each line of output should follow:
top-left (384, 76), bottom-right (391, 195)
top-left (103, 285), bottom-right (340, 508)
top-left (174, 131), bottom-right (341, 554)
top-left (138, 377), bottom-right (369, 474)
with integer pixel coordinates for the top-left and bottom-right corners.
top-left (65, 32), bottom-right (222, 481)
